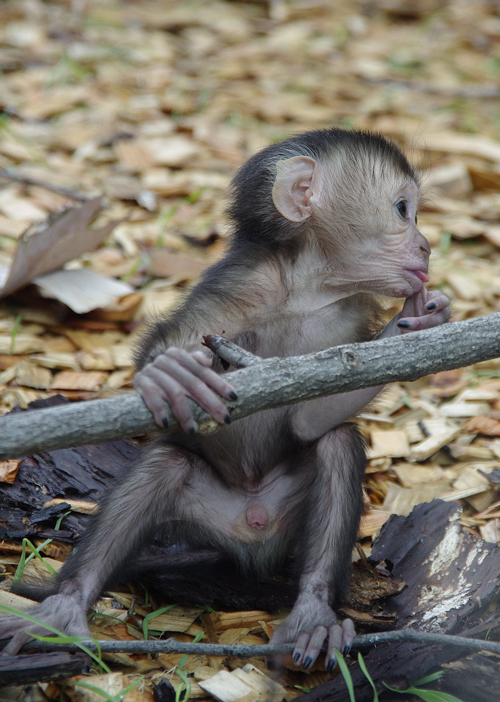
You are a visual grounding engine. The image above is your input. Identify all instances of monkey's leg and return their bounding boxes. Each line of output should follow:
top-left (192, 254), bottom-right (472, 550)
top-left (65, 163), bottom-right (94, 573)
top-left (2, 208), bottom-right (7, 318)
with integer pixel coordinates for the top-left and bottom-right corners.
top-left (0, 445), bottom-right (210, 655)
top-left (268, 424), bottom-right (364, 671)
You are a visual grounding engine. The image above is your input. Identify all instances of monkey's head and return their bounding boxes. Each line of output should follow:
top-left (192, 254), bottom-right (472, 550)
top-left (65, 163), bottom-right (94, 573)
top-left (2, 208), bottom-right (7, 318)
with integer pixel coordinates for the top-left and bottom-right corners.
top-left (228, 129), bottom-right (431, 300)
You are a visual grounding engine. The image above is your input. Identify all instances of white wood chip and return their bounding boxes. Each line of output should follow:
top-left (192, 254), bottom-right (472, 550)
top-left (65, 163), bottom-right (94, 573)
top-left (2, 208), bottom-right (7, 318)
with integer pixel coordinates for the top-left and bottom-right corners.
top-left (367, 430), bottom-right (410, 459)
top-left (198, 670), bottom-right (255, 702)
top-left (410, 425), bottom-right (461, 461)
top-left (440, 402), bottom-right (490, 417)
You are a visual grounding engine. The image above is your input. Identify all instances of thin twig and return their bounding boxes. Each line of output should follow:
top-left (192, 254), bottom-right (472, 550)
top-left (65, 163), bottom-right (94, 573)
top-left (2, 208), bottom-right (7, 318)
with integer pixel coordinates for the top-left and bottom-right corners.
top-left (203, 334), bottom-right (262, 367)
top-left (19, 629), bottom-right (500, 657)
top-left (0, 168), bottom-right (88, 202)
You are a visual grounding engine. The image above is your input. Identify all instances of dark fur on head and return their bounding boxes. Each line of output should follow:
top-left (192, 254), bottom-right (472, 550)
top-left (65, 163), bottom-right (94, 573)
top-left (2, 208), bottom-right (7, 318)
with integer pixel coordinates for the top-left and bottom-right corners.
top-left (227, 129), bottom-right (417, 251)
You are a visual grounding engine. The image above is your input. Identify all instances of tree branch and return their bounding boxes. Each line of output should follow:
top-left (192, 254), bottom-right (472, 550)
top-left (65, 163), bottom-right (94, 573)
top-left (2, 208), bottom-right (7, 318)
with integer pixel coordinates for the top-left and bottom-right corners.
top-left (1, 313), bottom-right (500, 459)
top-left (19, 629), bottom-right (500, 657)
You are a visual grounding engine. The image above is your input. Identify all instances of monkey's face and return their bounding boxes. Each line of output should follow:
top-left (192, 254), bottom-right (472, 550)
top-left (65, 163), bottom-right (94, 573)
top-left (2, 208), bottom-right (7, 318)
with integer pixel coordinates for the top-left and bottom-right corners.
top-left (271, 153), bottom-right (431, 301)
top-left (321, 176), bottom-right (430, 300)
top-left (355, 179), bottom-right (431, 299)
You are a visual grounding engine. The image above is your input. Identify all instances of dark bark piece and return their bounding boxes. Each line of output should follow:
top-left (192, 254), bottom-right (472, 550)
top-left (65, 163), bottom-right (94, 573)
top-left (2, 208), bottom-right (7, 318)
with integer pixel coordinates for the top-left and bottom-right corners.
top-left (0, 401), bottom-right (141, 540)
top-left (3, 312), bottom-right (500, 459)
top-left (296, 500), bottom-right (500, 701)
top-left (153, 678), bottom-right (177, 702)
top-left (437, 651), bottom-right (500, 702)
top-left (0, 652), bottom-right (88, 686)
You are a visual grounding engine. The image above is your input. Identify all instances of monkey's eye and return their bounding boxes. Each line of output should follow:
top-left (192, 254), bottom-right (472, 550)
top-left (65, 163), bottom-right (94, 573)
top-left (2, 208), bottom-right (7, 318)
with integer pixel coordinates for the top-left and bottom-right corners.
top-left (396, 200), bottom-right (408, 219)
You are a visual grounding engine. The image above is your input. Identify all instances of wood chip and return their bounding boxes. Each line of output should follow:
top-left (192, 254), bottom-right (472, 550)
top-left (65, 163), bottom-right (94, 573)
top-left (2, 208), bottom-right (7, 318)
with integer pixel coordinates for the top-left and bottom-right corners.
top-left (0, 459), bottom-right (20, 484)
top-left (111, 344), bottom-right (134, 368)
top-left (367, 430), bottom-right (410, 458)
top-left (0, 334), bottom-right (45, 354)
top-left (29, 353), bottom-right (80, 371)
top-left (218, 628), bottom-right (251, 645)
top-left (65, 672), bottom-right (124, 701)
top-left (65, 329), bottom-right (126, 352)
top-left (199, 665), bottom-right (285, 702)
top-left (23, 557), bottom-right (63, 580)
top-left (51, 370), bottom-right (108, 391)
top-left (480, 519), bottom-right (500, 544)
top-left (463, 416), bottom-right (500, 436)
top-left (77, 348), bottom-right (115, 371)
top-left (359, 510), bottom-right (391, 538)
top-left (382, 483), bottom-right (449, 516)
top-left (0, 590), bottom-right (37, 611)
top-left (440, 402), bottom-right (490, 418)
top-left (43, 498), bottom-right (98, 514)
top-left (393, 462), bottom-right (448, 488)
top-left (452, 463), bottom-right (499, 492)
top-left (14, 360), bottom-right (52, 390)
top-left (147, 606), bottom-right (203, 633)
top-left (410, 425), bottom-right (461, 461)
top-left (203, 611), bottom-right (275, 633)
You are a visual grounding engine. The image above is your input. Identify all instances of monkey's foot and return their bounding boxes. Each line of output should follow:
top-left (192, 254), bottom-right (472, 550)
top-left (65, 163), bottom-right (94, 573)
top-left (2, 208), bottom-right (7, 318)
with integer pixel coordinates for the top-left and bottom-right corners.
top-left (267, 600), bottom-right (355, 672)
top-left (0, 594), bottom-right (91, 656)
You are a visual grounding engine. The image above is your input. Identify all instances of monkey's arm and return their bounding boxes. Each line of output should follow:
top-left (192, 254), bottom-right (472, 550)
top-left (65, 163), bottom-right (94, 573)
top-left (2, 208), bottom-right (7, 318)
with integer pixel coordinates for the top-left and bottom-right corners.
top-left (133, 260), bottom-right (268, 432)
top-left (291, 288), bottom-right (451, 442)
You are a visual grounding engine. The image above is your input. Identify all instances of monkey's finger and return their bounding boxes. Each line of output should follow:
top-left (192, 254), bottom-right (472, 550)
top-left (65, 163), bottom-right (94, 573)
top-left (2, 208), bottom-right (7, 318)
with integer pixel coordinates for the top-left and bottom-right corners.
top-left (147, 363), bottom-right (231, 426)
top-left (191, 350), bottom-right (212, 366)
top-left (398, 305), bottom-right (451, 332)
top-left (134, 374), bottom-right (175, 428)
top-left (292, 631), bottom-right (312, 668)
top-left (341, 618), bottom-right (356, 654)
top-left (266, 627), bottom-right (289, 670)
top-left (424, 290), bottom-right (451, 313)
top-left (301, 626), bottom-right (327, 670)
top-left (325, 623), bottom-right (344, 672)
top-left (145, 367), bottom-right (204, 433)
top-left (164, 349), bottom-right (238, 401)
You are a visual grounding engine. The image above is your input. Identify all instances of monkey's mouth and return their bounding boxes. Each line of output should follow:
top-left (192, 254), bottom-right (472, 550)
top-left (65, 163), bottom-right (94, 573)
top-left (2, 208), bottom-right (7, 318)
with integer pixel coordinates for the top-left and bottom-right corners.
top-left (405, 269), bottom-right (429, 283)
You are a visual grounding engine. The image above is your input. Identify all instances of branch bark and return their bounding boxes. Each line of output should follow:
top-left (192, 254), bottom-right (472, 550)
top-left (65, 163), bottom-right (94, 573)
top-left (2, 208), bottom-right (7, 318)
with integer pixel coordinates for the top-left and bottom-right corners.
top-left (20, 629), bottom-right (500, 657)
top-left (1, 313), bottom-right (500, 459)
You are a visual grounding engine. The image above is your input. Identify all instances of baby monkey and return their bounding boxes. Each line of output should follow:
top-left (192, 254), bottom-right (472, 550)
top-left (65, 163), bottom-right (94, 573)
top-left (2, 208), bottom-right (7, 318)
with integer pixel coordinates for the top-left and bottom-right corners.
top-left (0, 129), bottom-right (450, 671)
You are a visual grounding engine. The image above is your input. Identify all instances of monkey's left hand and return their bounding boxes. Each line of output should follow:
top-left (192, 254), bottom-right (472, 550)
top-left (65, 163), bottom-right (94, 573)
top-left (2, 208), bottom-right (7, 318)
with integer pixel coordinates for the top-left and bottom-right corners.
top-left (266, 599), bottom-right (355, 672)
top-left (396, 287), bottom-right (451, 333)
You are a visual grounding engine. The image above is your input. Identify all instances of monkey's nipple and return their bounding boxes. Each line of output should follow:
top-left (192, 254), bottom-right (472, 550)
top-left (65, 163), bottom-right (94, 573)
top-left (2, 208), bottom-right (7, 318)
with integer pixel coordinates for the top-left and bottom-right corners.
top-left (246, 505), bottom-right (269, 530)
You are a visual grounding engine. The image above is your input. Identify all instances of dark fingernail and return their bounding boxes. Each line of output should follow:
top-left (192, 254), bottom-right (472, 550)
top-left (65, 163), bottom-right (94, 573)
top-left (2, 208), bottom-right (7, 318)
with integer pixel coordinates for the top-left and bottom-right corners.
top-left (267, 659), bottom-right (277, 671)
top-left (426, 302), bottom-right (436, 310)
top-left (303, 656), bottom-right (313, 669)
top-left (293, 651), bottom-right (301, 664)
top-left (187, 422), bottom-right (198, 434)
top-left (327, 656), bottom-right (337, 672)
top-left (228, 391), bottom-right (237, 401)
top-left (343, 644), bottom-right (351, 656)
top-left (224, 413), bottom-right (231, 424)
top-left (398, 320), bottom-right (411, 328)
top-left (162, 415), bottom-right (169, 428)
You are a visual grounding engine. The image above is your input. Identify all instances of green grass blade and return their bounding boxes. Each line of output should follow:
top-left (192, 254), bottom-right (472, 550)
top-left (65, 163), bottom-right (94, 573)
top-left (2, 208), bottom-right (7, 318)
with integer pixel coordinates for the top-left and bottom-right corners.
top-left (358, 652), bottom-right (378, 702)
top-left (413, 672), bottom-right (445, 686)
top-left (0, 604), bottom-right (111, 673)
top-left (142, 604), bottom-right (177, 640)
top-left (333, 648), bottom-right (356, 702)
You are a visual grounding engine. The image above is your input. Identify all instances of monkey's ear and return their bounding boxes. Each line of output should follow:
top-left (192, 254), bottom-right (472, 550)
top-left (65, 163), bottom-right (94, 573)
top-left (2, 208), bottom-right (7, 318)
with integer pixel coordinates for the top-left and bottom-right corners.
top-left (272, 156), bottom-right (317, 222)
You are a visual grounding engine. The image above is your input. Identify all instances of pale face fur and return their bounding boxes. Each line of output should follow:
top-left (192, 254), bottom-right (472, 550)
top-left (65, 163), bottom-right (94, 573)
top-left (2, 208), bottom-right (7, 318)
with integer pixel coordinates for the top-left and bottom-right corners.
top-left (272, 150), bottom-right (430, 301)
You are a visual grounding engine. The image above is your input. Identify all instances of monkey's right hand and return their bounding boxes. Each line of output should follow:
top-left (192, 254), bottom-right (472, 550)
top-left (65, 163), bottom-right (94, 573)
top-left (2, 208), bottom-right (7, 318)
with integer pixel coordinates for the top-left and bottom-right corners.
top-left (134, 348), bottom-right (237, 433)
top-left (0, 594), bottom-right (91, 656)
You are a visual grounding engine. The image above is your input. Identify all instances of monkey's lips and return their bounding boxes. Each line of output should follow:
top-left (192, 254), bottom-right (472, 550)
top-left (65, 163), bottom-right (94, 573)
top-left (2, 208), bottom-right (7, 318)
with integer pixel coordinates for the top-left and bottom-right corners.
top-left (405, 269), bottom-right (430, 283)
